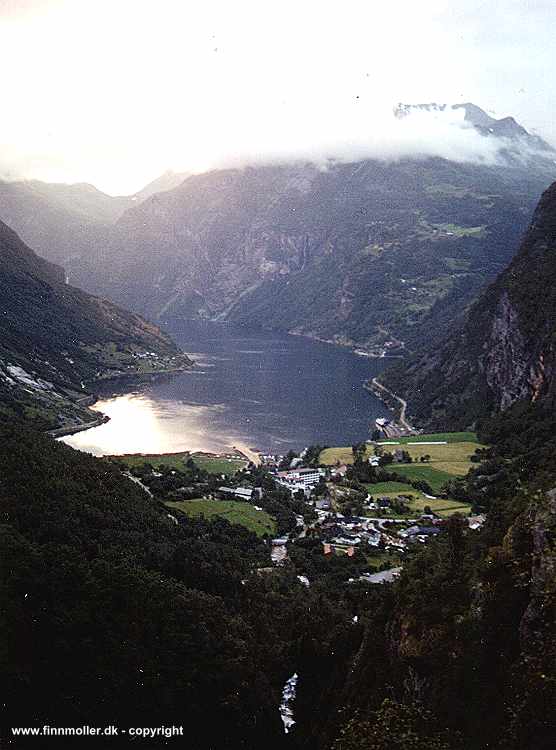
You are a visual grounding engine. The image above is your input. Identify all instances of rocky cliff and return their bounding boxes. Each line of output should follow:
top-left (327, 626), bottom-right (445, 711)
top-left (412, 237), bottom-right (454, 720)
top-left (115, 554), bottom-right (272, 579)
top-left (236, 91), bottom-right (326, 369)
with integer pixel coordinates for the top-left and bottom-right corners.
top-left (384, 180), bottom-right (556, 428)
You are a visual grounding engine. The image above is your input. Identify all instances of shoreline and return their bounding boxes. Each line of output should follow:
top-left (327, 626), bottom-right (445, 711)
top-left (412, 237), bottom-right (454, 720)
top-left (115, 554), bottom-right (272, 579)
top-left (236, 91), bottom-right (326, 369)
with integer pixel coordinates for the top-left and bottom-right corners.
top-left (48, 414), bottom-right (110, 439)
top-left (213, 316), bottom-right (404, 360)
top-left (89, 364), bottom-right (193, 387)
top-left (51, 328), bottom-right (400, 454)
top-left (47, 363), bottom-right (193, 440)
top-left (365, 377), bottom-right (417, 435)
top-left (284, 328), bottom-right (405, 359)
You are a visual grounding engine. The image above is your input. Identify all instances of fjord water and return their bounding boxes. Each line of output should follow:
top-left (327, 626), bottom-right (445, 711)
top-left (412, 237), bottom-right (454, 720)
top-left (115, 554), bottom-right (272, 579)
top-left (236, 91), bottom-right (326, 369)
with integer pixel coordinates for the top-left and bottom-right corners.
top-left (62, 320), bottom-right (391, 456)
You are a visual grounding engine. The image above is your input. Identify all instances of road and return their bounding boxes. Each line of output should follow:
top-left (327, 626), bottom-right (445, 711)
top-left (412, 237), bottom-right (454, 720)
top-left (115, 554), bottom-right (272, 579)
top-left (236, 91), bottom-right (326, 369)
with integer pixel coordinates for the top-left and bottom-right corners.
top-left (371, 378), bottom-right (415, 433)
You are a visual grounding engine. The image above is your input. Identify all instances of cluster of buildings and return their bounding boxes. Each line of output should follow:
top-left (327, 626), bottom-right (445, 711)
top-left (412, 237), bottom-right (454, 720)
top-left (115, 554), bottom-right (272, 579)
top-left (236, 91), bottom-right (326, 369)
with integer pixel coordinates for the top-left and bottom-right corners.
top-left (316, 515), bottom-right (381, 556)
top-left (217, 449), bottom-right (483, 578)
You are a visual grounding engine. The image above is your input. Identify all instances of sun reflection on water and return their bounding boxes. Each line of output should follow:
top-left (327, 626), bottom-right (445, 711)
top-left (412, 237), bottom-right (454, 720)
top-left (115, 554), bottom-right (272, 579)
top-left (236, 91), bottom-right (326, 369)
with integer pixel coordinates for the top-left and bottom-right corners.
top-left (60, 393), bottom-right (233, 456)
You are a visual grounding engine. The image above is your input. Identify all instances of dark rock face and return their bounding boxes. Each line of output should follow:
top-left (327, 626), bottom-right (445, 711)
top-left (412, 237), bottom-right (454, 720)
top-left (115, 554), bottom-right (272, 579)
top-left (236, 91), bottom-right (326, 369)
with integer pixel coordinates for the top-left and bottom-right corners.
top-left (384, 181), bottom-right (556, 428)
top-left (519, 488), bottom-right (556, 647)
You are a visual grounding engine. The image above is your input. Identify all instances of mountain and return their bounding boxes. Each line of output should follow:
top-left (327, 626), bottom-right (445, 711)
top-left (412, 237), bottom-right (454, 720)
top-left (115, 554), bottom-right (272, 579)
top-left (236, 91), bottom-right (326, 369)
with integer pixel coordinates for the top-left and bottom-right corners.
top-left (0, 179), bottom-right (133, 272)
top-left (0, 173), bottom-right (187, 275)
top-left (395, 101), bottom-right (553, 151)
top-left (382, 180), bottom-right (556, 429)
top-left (2, 183), bottom-right (556, 750)
top-left (0, 219), bottom-right (191, 432)
top-left (289, 183), bottom-right (556, 750)
top-left (46, 106), bottom-right (554, 354)
top-left (131, 169), bottom-right (190, 202)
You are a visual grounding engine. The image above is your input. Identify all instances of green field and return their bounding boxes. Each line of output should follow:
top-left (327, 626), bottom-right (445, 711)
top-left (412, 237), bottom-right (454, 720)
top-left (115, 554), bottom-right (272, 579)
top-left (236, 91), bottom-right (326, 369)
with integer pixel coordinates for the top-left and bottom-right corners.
top-left (192, 455), bottom-right (247, 475)
top-left (391, 464), bottom-right (456, 494)
top-left (366, 481), bottom-right (415, 497)
top-left (319, 446), bottom-right (363, 465)
top-left (377, 432), bottom-right (479, 444)
top-left (109, 452), bottom-right (246, 475)
top-left (320, 433), bottom-right (481, 469)
top-left (401, 442), bottom-right (481, 476)
top-left (316, 435), bottom-right (479, 516)
top-left (165, 499), bottom-right (276, 536)
top-left (432, 222), bottom-right (485, 237)
top-left (364, 481), bottom-right (471, 517)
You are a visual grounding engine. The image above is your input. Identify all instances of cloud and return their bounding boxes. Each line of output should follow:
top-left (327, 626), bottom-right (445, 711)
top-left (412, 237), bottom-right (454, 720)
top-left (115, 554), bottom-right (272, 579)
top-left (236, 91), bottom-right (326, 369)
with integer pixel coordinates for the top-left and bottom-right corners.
top-left (1, 99), bottom-right (551, 193)
top-left (180, 104), bottom-right (547, 176)
top-left (0, 0), bottom-right (554, 193)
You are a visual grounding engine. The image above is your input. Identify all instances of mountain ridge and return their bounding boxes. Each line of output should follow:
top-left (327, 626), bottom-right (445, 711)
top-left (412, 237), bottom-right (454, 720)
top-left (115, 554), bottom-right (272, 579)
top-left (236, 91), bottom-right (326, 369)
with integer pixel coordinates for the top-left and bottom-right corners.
top-left (0, 219), bottom-right (191, 431)
top-left (66, 156), bottom-right (554, 354)
top-left (1, 104), bottom-right (554, 355)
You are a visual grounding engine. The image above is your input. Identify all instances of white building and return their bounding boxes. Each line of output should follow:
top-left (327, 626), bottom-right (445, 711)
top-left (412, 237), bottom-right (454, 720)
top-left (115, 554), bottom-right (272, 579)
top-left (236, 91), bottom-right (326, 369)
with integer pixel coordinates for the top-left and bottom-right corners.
top-left (218, 486), bottom-right (254, 501)
top-left (276, 467), bottom-right (325, 489)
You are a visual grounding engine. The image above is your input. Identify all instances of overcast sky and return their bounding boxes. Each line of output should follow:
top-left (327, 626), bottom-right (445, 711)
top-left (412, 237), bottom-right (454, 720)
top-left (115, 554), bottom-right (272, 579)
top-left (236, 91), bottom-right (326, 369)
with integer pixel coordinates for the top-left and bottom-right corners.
top-left (0, 0), bottom-right (554, 194)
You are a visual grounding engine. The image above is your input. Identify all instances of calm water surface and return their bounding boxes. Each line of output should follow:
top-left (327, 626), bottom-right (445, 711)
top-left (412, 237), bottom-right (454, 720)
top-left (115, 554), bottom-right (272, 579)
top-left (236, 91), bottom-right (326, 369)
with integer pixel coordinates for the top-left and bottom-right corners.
top-left (62, 321), bottom-right (391, 456)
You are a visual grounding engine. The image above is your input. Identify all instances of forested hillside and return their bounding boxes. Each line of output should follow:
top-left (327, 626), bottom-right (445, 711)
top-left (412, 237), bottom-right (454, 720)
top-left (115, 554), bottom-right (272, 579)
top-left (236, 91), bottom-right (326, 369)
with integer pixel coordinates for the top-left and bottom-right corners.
top-left (2, 110), bottom-right (555, 750)
top-left (3, 386), bottom-right (555, 749)
top-left (289, 396), bottom-right (556, 750)
top-left (75, 156), bottom-right (547, 354)
top-left (0, 220), bottom-right (191, 431)
top-left (0, 423), bottom-right (353, 748)
top-left (291, 182), bottom-right (556, 750)
top-left (2, 215), bottom-right (556, 749)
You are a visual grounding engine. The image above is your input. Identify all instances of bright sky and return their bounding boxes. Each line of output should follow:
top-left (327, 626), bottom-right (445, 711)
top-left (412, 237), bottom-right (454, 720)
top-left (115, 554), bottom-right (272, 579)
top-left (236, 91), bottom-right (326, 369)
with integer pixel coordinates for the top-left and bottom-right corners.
top-left (0, 0), bottom-right (554, 194)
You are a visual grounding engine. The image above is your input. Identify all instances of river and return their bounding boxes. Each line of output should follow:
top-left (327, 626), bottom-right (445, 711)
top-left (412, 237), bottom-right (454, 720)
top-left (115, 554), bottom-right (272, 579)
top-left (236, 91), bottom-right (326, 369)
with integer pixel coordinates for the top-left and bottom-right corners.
top-left (62, 320), bottom-right (391, 456)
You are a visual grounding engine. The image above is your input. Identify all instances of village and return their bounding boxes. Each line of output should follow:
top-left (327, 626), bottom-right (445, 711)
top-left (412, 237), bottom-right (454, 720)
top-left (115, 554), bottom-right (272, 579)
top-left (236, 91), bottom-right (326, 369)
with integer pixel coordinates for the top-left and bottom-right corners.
top-left (114, 430), bottom-right (485, 585)
top-left (216, 436), bottom-right (485, 583)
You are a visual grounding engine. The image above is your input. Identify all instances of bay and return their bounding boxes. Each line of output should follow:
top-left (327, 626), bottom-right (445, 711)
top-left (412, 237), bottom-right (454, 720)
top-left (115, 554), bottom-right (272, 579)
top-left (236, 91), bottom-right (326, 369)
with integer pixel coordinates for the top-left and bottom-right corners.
top-left (62, 320), bottom-right (392, 456)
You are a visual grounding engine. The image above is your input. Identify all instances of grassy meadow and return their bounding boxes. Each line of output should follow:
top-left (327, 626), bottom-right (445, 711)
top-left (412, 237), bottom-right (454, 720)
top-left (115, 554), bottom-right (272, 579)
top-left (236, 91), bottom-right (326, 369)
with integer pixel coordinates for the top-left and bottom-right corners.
top-left (109, 451), bottom-right (246, 475)
top-left (165, 499), bottom-right (276, 537)
top-left (364, 481), bottom-right (471, 517)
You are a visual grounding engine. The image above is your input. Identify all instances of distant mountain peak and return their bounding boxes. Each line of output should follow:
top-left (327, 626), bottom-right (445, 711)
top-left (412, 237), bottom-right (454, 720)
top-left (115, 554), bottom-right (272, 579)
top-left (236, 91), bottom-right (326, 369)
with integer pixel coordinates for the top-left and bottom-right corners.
top-left (132, 170), bottom-right (190, 202)
top-left (394, 101), bottom-right (554, 155)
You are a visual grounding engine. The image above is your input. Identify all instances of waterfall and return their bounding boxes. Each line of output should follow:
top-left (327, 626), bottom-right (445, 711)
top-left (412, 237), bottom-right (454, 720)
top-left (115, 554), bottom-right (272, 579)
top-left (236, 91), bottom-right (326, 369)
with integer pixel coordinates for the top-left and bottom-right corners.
top-left (279, 672), bottom-right (298, 733)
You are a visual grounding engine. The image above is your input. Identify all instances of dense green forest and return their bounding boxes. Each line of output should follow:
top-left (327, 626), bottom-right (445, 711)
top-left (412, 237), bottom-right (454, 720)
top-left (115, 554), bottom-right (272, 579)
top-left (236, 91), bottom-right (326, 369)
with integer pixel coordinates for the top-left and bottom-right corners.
top-left (0, 423), bottom-right (360, 748)
top-left (291, 402), bottom-right (556, 750)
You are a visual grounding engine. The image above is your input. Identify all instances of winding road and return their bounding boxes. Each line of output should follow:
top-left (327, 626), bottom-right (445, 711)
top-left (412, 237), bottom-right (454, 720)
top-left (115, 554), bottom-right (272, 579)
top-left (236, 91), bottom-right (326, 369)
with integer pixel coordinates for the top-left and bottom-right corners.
top-left (371, 378), bottom-right (415, 433)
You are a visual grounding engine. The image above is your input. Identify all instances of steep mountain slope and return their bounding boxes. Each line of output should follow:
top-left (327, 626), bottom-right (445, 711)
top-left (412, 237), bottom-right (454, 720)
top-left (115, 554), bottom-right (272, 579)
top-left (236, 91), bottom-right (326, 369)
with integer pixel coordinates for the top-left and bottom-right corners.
top-left (0, 220), bottom-right (191, 431)
top-left (0, 179), bottom-right (133, 270)
top-left (289, 182), bottom-right (556, 750)
top-left (0, 174), bottom-right (187, 273)
top-left (383, 180), bottom-right (556, 429)
top-left (64, 105), bottom-right (555, 353)
top-left (293, 485), bottom-right (556, 750)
